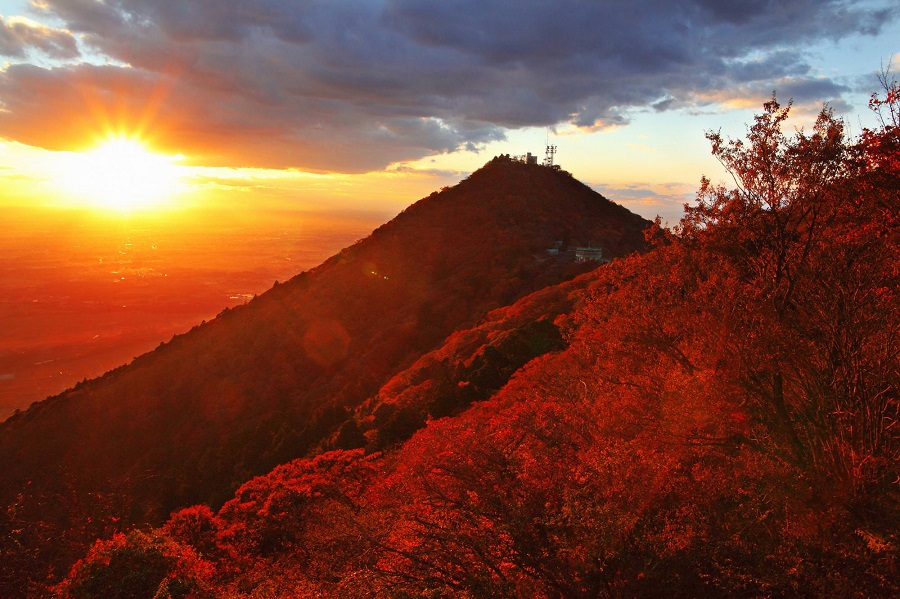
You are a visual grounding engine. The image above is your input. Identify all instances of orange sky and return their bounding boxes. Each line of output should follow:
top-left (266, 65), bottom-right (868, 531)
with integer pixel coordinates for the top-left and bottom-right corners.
top-left (0, 0), bottom-right (898, 418)
top-left (2, 1), bottom-right (897, 222)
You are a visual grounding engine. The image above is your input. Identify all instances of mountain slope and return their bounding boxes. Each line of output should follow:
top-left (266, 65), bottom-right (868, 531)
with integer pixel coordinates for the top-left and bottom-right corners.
top-left (347, 269), bottom-right (595, 452)
top-left (40, 93), bottom-right (900, 599)
top-left (0, 156), bottom-right (649, 591)
top-left (64, 219), bottom-right (896, 596)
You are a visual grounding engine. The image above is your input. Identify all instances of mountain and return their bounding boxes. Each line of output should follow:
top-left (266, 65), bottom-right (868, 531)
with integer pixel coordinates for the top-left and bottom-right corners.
top-left (54, 213), bottom-right (900, 596)
top-left (49, 103), bottom-right (900, 597)
top-left (0, 156), bottom-right (650, 592)
top-left (348, 268), bottom-right (593, 452)
top-left (5, 101), bottom-right (899, 597)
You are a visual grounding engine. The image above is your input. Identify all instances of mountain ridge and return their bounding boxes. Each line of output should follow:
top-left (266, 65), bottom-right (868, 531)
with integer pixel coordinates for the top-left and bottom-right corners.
top-left (5, 97), bottom-right (900, 597)
top-left (0, 156), bottom-right (651, 592)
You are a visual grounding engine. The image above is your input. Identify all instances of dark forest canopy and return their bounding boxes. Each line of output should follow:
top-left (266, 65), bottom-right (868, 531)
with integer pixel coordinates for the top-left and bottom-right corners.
top-left (3, 85), bottom-right (899, 597)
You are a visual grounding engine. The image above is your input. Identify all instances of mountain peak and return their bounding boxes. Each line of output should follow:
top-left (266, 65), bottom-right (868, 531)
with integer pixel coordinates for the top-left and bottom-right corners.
top-left (0, 163), bottom-right (650, 589)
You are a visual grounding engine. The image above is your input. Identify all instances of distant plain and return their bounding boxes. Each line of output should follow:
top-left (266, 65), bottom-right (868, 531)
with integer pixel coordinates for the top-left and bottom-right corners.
top-left (0, 206), bottom-right (383, 420)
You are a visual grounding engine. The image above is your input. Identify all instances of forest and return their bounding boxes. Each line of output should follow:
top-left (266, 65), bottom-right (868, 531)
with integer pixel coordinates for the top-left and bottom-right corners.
top-left (3, 82), bottom-right (899, 597)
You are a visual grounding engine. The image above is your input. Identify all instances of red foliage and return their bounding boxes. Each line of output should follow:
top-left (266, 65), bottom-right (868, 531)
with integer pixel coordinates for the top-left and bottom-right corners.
top-left (55, 529), bottom-right (215, 599)
top-left (0, 156), bottom-right (650, 593)
top-left (15, 96), bottom-right (900, 596)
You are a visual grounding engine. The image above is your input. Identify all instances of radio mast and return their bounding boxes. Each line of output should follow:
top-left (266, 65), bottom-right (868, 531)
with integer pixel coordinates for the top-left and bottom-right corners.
top-left (544, 129), bottom-right (557, 169)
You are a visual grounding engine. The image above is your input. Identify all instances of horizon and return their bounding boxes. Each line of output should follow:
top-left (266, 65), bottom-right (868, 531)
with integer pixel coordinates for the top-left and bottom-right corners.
top-left (1, 1), bottom-right (897, 223)
top-left (1, 1), bottom-right (898, 415)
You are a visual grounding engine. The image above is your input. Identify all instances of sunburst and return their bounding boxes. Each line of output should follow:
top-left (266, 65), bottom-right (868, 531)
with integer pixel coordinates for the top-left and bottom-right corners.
top-left (57, 137), bottom-right (184, 212)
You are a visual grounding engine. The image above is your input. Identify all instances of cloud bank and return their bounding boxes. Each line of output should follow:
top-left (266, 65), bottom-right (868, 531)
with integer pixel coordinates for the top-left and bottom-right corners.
top-left (0, 15), bottom-right (79, 59)
top-left (0, 0), bottom-right (894, 172)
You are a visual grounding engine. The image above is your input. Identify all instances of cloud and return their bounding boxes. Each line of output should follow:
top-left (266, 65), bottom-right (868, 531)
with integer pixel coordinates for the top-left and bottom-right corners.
top-left (0, 0), bottom-right (895, 171)
top-left (689, 75), bottom-right (852, 117)
top-left (0, 15), bottom-right (79, 59)
top-left (594, 181), bottom-right (697, 223)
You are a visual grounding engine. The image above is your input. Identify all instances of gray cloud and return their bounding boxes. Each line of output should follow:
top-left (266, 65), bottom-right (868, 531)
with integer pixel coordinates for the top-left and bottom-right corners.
top-left (593, 182), bottom-right (696, 223)
top-left (0, 16), bottom-right (79, 59)
top-left (1, 0), bottom-right (894, 171)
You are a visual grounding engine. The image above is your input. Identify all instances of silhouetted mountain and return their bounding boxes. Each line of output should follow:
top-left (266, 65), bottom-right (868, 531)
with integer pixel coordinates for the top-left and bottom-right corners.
top-left (0, 156), bottom-right (650, 592)
top-left (49, 103), bottom-right (900, 597)
top-left (5, 99), bottom-right (900, 598)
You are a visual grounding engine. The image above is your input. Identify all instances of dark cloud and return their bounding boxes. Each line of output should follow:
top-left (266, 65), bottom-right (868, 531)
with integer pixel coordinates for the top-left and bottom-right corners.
top-left (652, 97), bottom-right (677, 112)
top-left (0, 16), bottom-right (79, 59)
top-left (773, 77), bottom-right (851, 104)
top-left (1, 0), bottom-right (894, 171)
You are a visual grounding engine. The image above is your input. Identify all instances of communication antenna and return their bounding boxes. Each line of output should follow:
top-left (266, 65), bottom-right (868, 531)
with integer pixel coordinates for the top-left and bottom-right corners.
top-left (544, 130), bottom-right (557, 169)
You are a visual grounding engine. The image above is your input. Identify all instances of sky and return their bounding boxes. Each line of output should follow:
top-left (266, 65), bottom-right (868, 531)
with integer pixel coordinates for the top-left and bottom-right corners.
top-left (0, 0), bottom-right (897, 418)
top-left (1, 0), bottom-right (899, 223)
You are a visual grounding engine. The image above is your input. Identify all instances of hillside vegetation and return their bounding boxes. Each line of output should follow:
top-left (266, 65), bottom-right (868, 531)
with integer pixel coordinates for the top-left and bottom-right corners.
top-left (50, 92), bottom-right (900, 597)
top-left (0, 154), bottom-right (650, 595)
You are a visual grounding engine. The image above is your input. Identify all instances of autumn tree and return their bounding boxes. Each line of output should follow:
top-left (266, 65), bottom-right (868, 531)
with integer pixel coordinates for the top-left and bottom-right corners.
top-left (55, 529), bottom-right (215, 599)
top-left (677, 96), bottom-right (898, 495)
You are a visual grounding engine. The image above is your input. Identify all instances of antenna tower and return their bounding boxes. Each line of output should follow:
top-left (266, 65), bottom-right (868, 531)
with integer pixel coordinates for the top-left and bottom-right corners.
top-left (544, 142), bottom-right (557, 168)
top-left (543, 128), bottom-right (557, 168)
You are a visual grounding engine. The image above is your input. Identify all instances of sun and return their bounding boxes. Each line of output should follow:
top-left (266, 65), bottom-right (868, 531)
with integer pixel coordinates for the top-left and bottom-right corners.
top-left (58, 138), bottom-right (184, 212)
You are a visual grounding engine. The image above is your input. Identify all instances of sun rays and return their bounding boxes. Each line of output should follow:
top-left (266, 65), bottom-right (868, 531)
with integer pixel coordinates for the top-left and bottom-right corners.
top-left (56, 137), bottom-right (185, 212)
